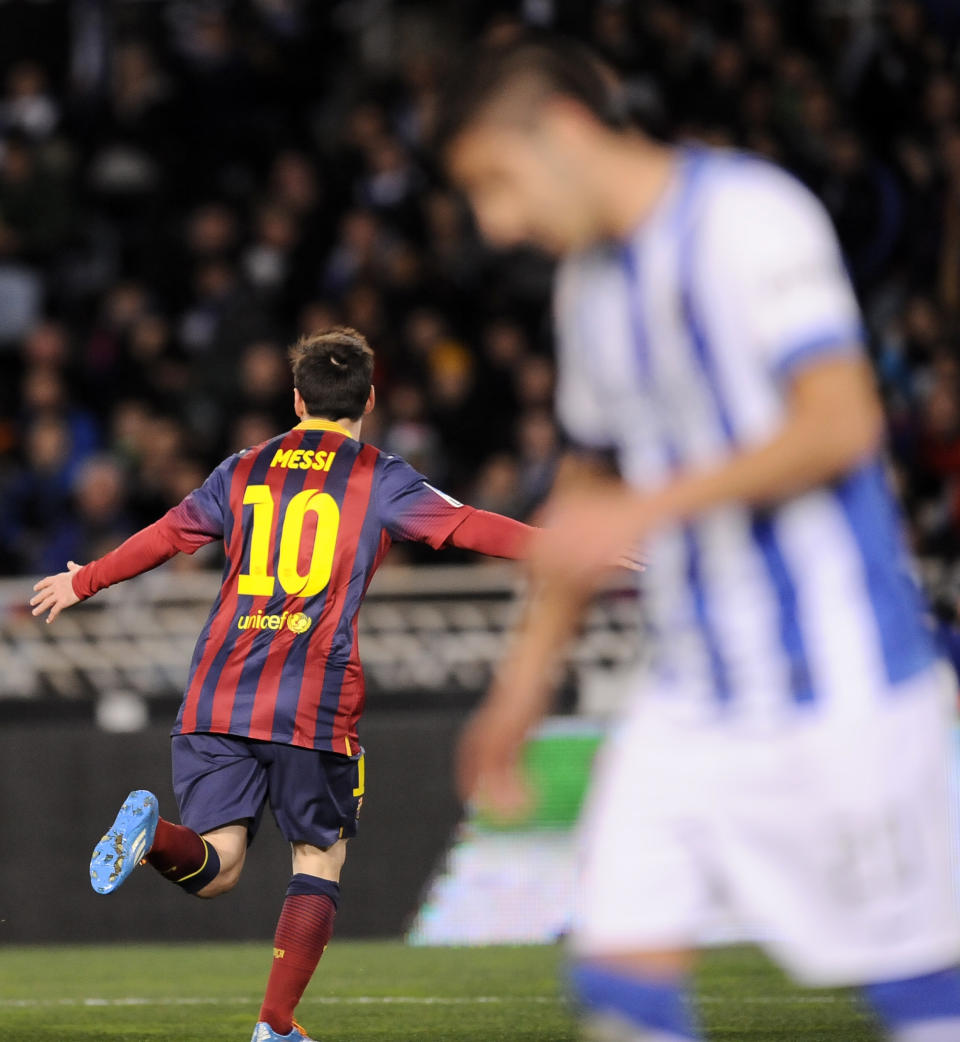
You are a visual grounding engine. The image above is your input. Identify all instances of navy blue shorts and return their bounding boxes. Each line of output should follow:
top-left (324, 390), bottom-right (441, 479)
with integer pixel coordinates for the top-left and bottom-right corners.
top-left (171, 733), bottom-right (364, 848)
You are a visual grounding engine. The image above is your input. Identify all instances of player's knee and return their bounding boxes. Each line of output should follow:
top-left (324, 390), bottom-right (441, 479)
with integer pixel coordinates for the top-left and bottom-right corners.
top-left (195, 860), bottom-right (243, 898)
top-left (292, 838), bottom-right (348, 881)
top-left (193, 829), bottom-right (247, 898)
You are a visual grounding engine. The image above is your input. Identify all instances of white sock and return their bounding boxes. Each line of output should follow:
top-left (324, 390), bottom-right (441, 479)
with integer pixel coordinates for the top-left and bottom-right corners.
top-left (893, 1019), bottom-right (960, 1042)
top-left (584, 1013), bottom-right (696, 1042)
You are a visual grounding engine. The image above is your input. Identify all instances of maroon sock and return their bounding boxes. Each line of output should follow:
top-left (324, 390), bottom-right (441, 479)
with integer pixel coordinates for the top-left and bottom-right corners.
top-left (259, 875), bottom-right (340, 1034)
top-left (145, 818), bottom-right (221, 893)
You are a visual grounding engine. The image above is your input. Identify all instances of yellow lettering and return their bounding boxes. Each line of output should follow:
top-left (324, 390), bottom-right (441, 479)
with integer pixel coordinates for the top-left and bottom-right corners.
top-left (289, 449), bottom-right (304, 467)
top-left (273, 947), bottom-right (285, 959)
top-left (237, 611), bottom-right (312, 633)
top-left (325, 451), bottom-right (336, 471)
top-left (270, 449), bottom-right (291, 468)
top-left (300, 450), bottom-right (314, 469)
top-left (312, 451), bottom-right (327, 471)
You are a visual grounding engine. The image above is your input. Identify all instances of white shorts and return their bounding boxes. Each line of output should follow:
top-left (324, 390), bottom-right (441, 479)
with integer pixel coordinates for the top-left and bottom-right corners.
top-left (571, 667), bottom-right (960, 986)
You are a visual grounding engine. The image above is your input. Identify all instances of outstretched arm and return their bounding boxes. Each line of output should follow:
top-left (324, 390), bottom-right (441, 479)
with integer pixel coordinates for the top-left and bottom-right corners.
top-left (30, 484), bottom-right (225, 624)
top-left (30, 517), bottom-right (184, 623)
top-left (445, 508), bottom-right (533, 559)
top-left (378, 453), bottom-right (647, 570)
top-left (377, 455), bottom-right (536, 559)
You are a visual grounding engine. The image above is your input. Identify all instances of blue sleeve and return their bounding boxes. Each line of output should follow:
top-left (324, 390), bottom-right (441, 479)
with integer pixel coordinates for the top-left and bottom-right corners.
top-left (376, 455), bottom-right (469, 549)
top-left (162, 456), bottom-right (232, 552)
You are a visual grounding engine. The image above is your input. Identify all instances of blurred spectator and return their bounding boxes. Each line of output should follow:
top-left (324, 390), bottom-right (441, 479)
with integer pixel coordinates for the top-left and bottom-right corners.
top-left (242, 203), bottom-right (300, 299)
top-left (85, 41), bottom-right (172, 204)
top-left (0, 133), bottom-right (70, 262)
top-left (357, 136), bottom-right (423, 232)
top-left (324, 209), bottom-right (385, 295)
top-left (470, 454), bottom-right (524, 519)
top-left (0, 61), bottom-right (58, 140)
top-left (68, 454), bottom-right (132, 562)
top-left (20, 366), bottom-right (100, 470)
top-left (514, 355), bottom-right (555, 411)
top-left (5, 446), bottom-right (131, 574)
top-left (818, 128), bottom-right (902, 287)
top-left (515, 409), bottom-right (561, 517)
top-left (23, 317), bottom-right (69, 365)
top-left (1, 416), bottom-right (75, 573)
top-left (230, 411), bottom-right (275, 453)
top-left (186, 203), bottom-right (240, 264)
top-left (110, 399), bottom-right (154, 470)
top-left (230, 341), bottom-right (293, 431)
top-left (381, 381), bottom-right (444, 478)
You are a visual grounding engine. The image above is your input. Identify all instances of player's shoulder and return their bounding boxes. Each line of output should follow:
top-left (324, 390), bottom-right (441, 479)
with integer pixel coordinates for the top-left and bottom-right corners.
top-left (689, 148), bottom-right (838, 272)
top-left (365, 445), bottom-right (418, 480)
top-left (366, 448), bottom-right (433, 514)
top-left (695, 148), bottom-right (830, 236)
top-left (695, 146), bottom-right (815, 203)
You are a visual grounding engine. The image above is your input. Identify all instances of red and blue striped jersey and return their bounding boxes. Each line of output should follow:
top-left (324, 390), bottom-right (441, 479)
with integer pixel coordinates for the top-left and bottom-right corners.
top-left (165, 419), bottom-right (470, 753)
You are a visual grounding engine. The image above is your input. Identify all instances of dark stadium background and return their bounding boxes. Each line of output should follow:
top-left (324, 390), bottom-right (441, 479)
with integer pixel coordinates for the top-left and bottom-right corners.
top-left (1, 0), bottom-right (960, 944)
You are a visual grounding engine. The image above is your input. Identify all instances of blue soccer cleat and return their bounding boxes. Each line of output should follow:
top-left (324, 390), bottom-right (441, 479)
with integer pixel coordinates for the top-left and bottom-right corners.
top-left (89, 789), bottom-right (159, 895)
top-left (250, 1021), bottom-right (317, 1041)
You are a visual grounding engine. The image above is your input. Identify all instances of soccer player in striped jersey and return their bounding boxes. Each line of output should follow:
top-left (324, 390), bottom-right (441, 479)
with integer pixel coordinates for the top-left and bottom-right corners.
top-left (441, 40), bottom-right (960, 1042)
top-left (30, 326), bottom-right (532, 1042)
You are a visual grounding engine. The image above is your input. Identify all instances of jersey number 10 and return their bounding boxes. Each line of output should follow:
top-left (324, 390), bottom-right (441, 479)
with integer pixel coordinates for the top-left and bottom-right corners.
top-left (238, 484), bottom-right (341, 597)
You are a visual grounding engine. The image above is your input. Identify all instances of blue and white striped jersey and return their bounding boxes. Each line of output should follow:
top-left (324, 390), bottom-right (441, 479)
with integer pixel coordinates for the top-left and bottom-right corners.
top-left (555, 146), bottom-right (935, 724)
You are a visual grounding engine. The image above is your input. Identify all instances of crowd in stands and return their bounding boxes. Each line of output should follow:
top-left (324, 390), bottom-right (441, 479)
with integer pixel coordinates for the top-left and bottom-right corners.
top-left (1, 0), bottom-right (959, 577)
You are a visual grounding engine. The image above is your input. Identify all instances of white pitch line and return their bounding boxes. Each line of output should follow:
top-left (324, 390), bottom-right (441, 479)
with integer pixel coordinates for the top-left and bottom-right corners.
top-left (0, 993), bottom-right (846, 1009)
top-left (0, 996), bottom-right (551, 1009)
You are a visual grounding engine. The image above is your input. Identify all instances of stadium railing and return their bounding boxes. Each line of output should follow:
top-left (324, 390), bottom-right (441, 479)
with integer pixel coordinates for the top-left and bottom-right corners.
top-left (0, 565), bottom-right (641, 706)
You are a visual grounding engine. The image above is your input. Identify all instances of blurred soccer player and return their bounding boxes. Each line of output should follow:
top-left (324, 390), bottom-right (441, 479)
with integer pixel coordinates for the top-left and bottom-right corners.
top-left (441, 39), bottom-right (960, 1042)
top-left (31, 327), bottom-right (531, 1042)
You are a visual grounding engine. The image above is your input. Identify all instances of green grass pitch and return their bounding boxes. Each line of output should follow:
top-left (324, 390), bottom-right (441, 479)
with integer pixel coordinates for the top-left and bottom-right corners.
top-left (0, 940), bottom-right (881, 1041)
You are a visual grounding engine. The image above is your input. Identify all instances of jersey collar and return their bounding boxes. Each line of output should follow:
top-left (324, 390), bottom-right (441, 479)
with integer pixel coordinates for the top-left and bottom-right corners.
top-left (295, 418), bottom-right (356, 439)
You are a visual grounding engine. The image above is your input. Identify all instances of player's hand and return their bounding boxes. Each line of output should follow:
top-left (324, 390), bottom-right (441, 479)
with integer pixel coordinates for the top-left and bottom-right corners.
top-left (456, 696), bottom-right (534, 823)
top-left (616, 548), bottom-right (647, 572)
top-left (30, 561), bottom-right (82, 624)
top-left (532, 487), bottom-right (653, 590)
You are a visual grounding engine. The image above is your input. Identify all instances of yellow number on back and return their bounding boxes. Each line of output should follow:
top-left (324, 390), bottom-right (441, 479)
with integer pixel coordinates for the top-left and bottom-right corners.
top-left (278, 489), bottom-right (340, 596)
top-left (238, 484), bottom-right (340, 598)
top-left (238, 485), bottom-right (275, 596)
